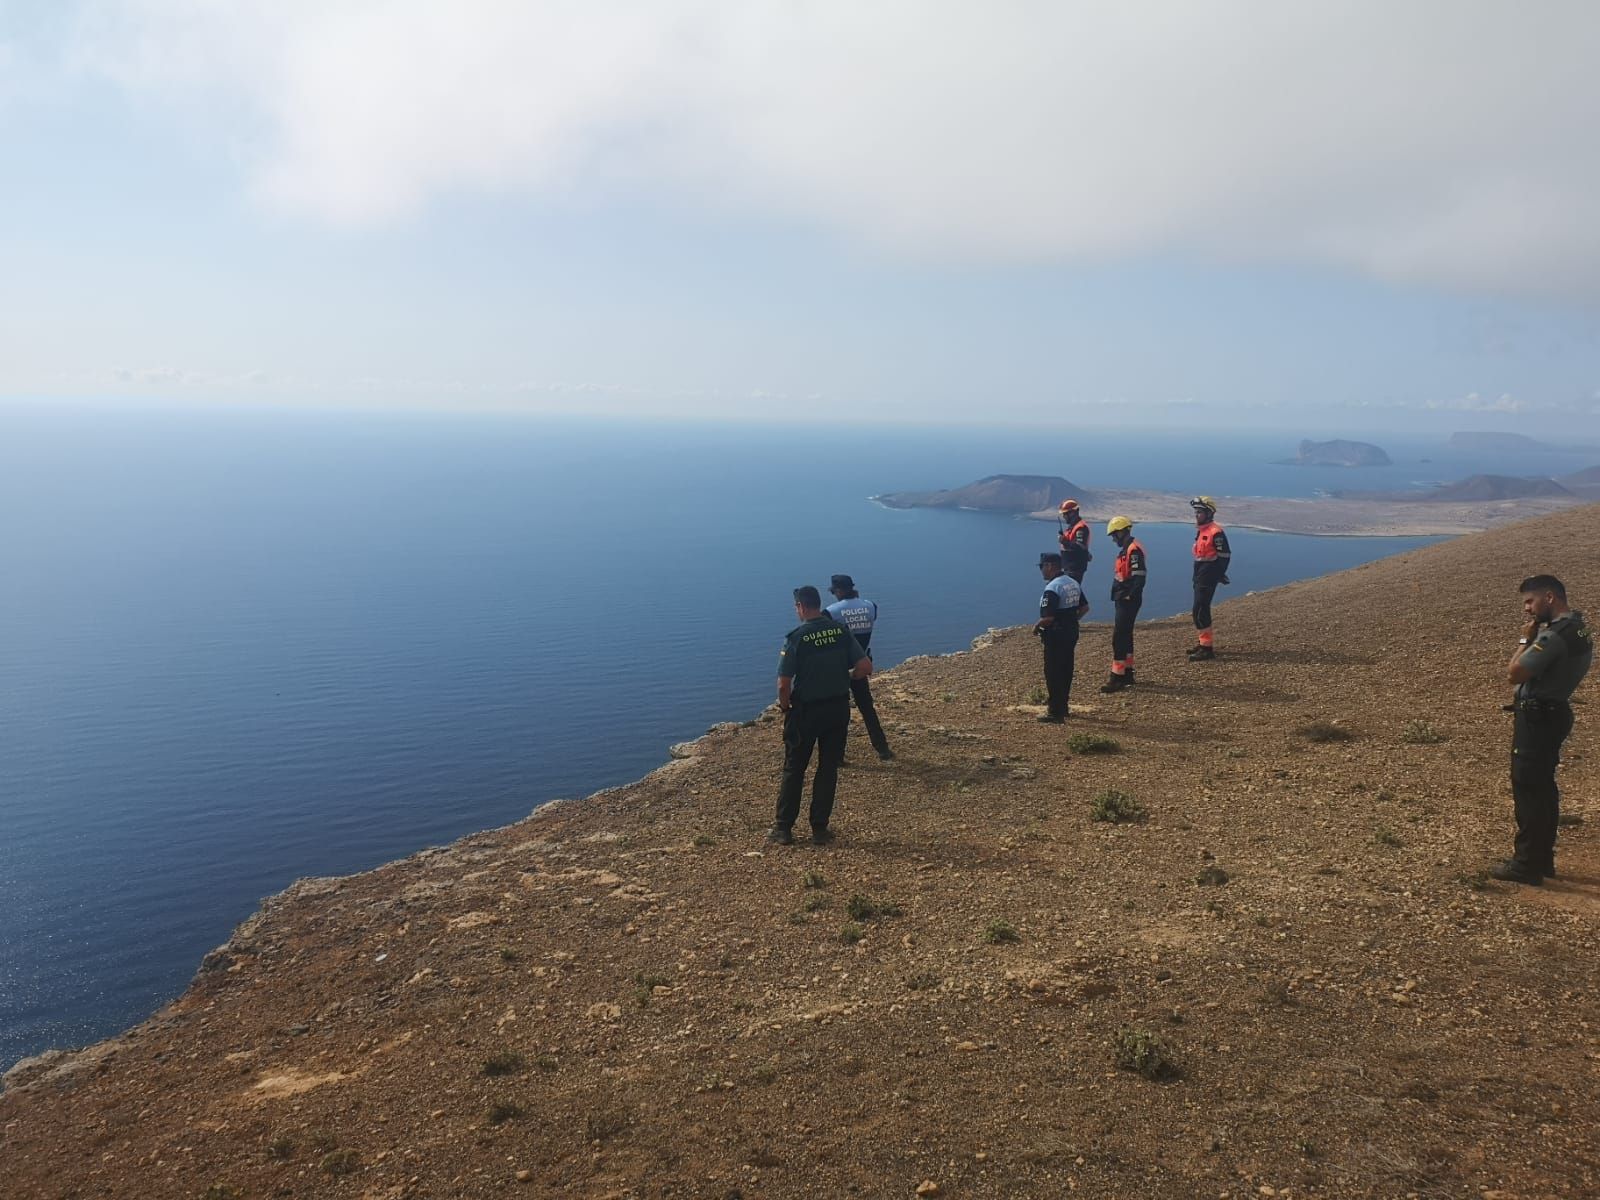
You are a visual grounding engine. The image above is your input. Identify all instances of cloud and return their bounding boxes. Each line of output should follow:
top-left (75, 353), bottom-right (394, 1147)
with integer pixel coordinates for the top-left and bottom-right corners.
top-left (65, 2), bottom-right (1600, 298)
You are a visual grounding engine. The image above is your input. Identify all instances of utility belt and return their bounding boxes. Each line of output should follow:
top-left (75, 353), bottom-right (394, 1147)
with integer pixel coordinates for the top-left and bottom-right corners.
top-left (1511, 696), bottom-right (1572, 715)
top-left (790, 692), bottom-right (851, 708)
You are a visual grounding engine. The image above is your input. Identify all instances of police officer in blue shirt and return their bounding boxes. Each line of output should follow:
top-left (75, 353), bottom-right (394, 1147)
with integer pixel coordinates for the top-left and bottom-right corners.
top-left (1033, 552), bottom-right (1089, 722)
top-left (826, 574), bottom-right (894, 761)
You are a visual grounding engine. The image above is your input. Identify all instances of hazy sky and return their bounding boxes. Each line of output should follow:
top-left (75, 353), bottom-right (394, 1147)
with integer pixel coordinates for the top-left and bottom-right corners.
top-left (4, 1), bottom-right (1600, 429)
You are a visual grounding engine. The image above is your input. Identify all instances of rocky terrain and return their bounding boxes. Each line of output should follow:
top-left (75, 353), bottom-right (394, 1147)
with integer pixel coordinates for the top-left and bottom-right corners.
top-left (4, 508), bottom-right (1600, 1199)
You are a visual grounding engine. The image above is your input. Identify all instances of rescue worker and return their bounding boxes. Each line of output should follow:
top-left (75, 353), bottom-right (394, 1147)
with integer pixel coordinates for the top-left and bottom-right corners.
top-left (825, 573), bottom-right (894, 761)
top-left (1100, 515), bottom-right (1146, 693)
top-left (1032, 552), bottom-right (1089, 723)
top-left (1188, 495), bottom-right (1231, 661)
top-left (771, 585), bottom-right (872, 846)
top-left (1491, 575), bottom-right (1593, 884)
top-left (1056, 499), bottom-right (1092, 583)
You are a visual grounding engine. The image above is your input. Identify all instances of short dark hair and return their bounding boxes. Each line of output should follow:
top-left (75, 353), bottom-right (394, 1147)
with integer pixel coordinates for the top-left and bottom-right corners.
top-left (1520, 574), bottom-right (1567, 600)
top-left (793, 585), bottom-right (822, 610)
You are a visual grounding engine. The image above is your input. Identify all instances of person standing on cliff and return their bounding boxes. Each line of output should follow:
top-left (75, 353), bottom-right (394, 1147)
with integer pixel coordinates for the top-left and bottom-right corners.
top-left (825, 574), bottom-right (894, 761)
top-left (1492, 575), bottom-right (1592, 884)
top-left (1033, 552), bottom-right (1089, 722)
top-left (1188, 496), bottom-right (1231, 661)
top-left (1100, 516), bottom-right (1146, 693)
top-left (1057, 499), bottom-right (1092, 583)
top-left (771, 586), bottom-right (872, 846)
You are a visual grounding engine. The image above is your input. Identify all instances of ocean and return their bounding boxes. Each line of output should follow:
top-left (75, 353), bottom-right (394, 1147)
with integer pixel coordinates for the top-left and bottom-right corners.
top-left (1, 405), bottom-right (1585, 1069)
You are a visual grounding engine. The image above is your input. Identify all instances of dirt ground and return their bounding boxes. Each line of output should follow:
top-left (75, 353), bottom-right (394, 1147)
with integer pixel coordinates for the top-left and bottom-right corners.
top-left (4, 507), bottom-right (1599, 1199)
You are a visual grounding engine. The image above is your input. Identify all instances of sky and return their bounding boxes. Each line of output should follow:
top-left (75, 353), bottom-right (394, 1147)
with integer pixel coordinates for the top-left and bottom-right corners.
top-left (3, 1), bottom-right (1600, 430)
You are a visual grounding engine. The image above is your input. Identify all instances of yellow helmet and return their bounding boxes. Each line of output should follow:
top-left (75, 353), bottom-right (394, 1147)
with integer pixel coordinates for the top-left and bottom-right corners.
top-left (1190, 495), bottom-right (1218, 514)
top-left (1106, 515), bottom-right (1134, 535)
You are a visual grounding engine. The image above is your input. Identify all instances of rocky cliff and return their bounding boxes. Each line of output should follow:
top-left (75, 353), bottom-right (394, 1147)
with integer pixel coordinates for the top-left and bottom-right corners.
top-left (5, 509), bottom-right (1600, 1198)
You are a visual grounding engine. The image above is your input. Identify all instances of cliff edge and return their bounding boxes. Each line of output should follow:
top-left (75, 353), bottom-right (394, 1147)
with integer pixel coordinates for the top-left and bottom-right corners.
top-left (5, 509), bottom-right (1600, 1198)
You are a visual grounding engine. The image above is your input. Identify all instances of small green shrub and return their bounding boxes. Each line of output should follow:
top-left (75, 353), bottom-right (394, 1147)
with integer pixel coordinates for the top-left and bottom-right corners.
top-left (1089, 789), bottom-right (1145, 823)
top-left (320, 1149), bottom-right (360, 1176)
top-left (535, 1053), bottom-right (558, 1071)
top-left (1112, 1026), bottom-right (1178, 1080)
top-left (801, 893), bottom-right (829, 913)
top-left (205, 1186), bottom-right (244, 1200)
top-left (265, 1133), bottom-right (296, 1161)
top-left (1067, 733), bottom-right (1120, 755)
top-left (1399, 720), bottom-right (1445, 745)
top-left (482, 1051), bottom-right (526, 1077)
top-left (1297, 722), bottom-right (1354, 743)
top-left (487, 1100), bottom-right (524, 1125)
top-left (839, 923), bottom-right (865, 945)
top-left (1027, 685), bottom-right (1049, 705)
top-left (845, 894), bottom-right (902, 921)
top-left (801, 870), bottom-right (827, 889)
top-left (983, 920), bottom-right (1021, 945)
top-left (750, 1063), bottom-right (779, 1085)
top-left (1374, 827), bottom-right (1403, 848)
top-left (692, 833), bottom-right (716, 847)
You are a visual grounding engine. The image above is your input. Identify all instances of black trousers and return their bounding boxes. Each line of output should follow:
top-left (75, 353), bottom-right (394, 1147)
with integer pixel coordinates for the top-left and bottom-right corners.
top-left (1041, 625), bottom-right (1079, 716)
top-left (775, 695), bottom-right (850, 831)
top-left (1112, 597), bottom-right (1142, 662)
top-left (1192, 578), bottom-right (1219, 631)
top-left (847, 675), bottom-right (890, 754)
top-left (1511, 700), bottom-right (1573, 870)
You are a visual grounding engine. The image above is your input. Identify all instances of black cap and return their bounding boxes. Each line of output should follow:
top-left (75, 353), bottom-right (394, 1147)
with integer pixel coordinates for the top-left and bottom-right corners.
top-left (1039, 552), bottom-right (1062, 567)
top-left (830, 574), bottom-right (855, 592)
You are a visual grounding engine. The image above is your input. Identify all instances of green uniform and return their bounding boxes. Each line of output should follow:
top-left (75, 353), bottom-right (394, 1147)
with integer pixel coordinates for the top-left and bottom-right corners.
top-left (1509, 611), bottom-right (1593, 874)
top-left (775, 617), bottom-right (867, 834)
top-left (778, 618), bottom-right (865, 701)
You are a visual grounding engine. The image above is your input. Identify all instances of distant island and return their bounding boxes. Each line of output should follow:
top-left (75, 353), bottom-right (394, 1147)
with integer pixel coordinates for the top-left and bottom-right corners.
top-left (874, 472), bottom-right (1588, 537)
top-left (1279, 438), bottom-right (1391, 467)
top-left (1333, 474), bottom-right (1573, 502)
top-left (1447, 430), bottom-right (1600, 454)
top-left (873, 474), bottom-right (1083, 512)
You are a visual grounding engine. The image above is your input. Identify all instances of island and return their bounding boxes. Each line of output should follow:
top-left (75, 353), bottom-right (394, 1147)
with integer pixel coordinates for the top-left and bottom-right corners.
top-left (1332, 474), bottom-right (1571, 502)
top-left (874, 472), bottom-right (1588, 537)
top-left (872, 474), bottom-right (1083, 513)
top-left (1447, 430), bottom-right (1600, 454)
top-left (1279, 438), bottom-right (1391, 467)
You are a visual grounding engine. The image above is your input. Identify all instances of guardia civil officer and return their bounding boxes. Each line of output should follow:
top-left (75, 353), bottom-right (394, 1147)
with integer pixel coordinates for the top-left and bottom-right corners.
top-left (1033, 552), bottom-right (1089, 723)
top-left (826, 574), bottom-right (894, 761)
top-left (1100, 516), bottom-right (1146, 693)
top-left (1188, 495), bottom-right (1231, 661)
top-left (1491, 575), bottom-right (1593, 884)
top-left (1057, 499), bottom-right (1092, 583)
top-left (771, 586), bottom-right (872, 846)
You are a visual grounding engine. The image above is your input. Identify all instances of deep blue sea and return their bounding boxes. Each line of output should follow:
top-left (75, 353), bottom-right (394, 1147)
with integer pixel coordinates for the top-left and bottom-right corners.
top-left (2, 405), bottom-right (1591, 1069)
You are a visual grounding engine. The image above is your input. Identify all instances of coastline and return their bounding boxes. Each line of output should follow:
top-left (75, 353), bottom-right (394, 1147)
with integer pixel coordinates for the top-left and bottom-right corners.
top-left (5, 506), bottom-right (1599, 1197)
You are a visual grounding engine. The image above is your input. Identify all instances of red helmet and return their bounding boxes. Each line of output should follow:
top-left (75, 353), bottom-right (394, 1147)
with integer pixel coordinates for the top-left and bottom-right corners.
top-left (1058, 499), bottom-right (1080, 515)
